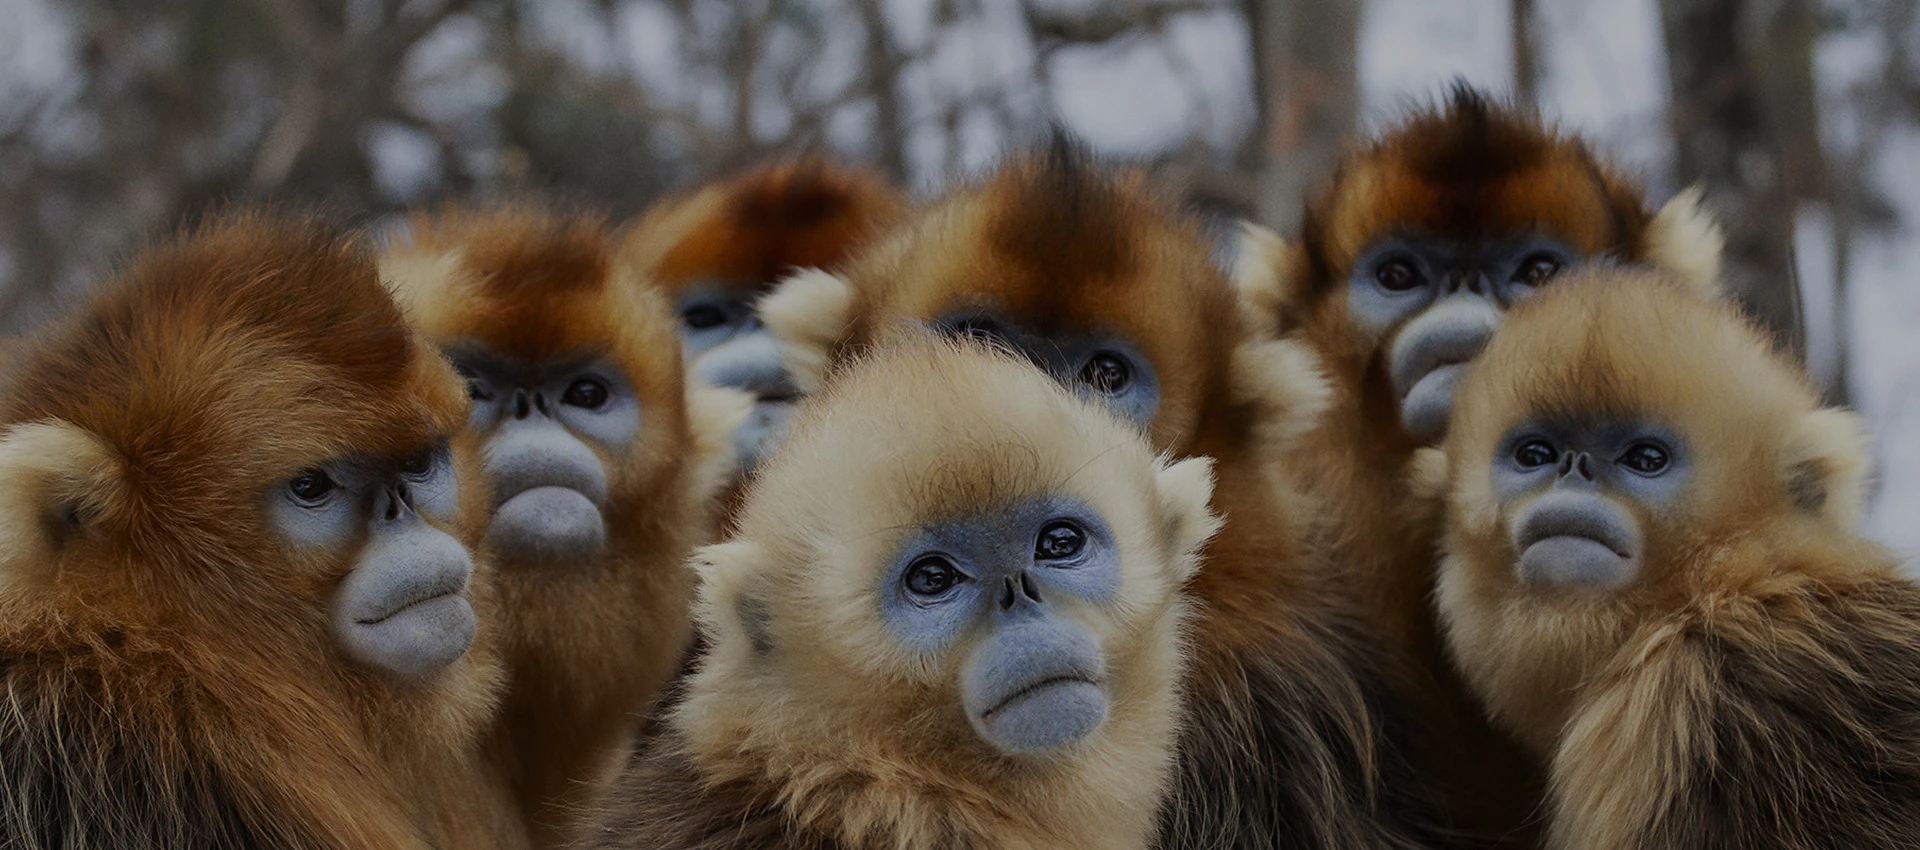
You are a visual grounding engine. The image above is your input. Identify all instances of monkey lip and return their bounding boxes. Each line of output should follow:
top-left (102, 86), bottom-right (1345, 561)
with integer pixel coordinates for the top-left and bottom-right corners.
top-left (980, 673), bottom-right (1102, 721)
top-left (355, 571), bottom-right (470, 625)
top-left (755, 388), bottom-right (800, 405)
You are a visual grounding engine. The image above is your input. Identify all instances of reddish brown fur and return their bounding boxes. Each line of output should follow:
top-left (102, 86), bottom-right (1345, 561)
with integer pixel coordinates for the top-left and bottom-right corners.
top-left (385, 206), bottom-right (720, 846)
top-left (622, 158), bottom-right (906, 296)
top-left (768, 143), bottom-right (1450, 848)
top-left (1271, 88), bottom-right (1690, 842)
top-left (0, 215), bottom-right (515, 848)
top-left (1438, 272), bottom-right (1920, 849)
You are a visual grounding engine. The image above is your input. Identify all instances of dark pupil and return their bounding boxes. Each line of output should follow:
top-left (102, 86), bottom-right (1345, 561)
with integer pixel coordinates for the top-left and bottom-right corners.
top-left (1080, 354), bottom-right (1130, 394)
top-left (399, 449), bottom-right (433, 476)
top-left (1621, 443), bottom-right (1669, 474)
top-left (683, 305), bottom-right (728, 330)
top-left (289, 471), bottom-right (335, 501)
top-left (1376, 259), bottom-right (1420, 291)
top-left (1515, 254), bottom-right (1563, 286)
top-left (905, 557), bottom-right (961, 596)
top-left (1035, 521), bottom-right (1086, 560)
top-left (1514, 439), bottom-right (1557, 468)
top-left (563, 378), bottom-right (609, 409)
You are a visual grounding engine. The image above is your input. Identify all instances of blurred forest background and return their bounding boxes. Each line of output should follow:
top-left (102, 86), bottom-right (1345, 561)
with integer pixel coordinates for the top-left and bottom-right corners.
top-left (0, 0), bottom-right (1916, 560)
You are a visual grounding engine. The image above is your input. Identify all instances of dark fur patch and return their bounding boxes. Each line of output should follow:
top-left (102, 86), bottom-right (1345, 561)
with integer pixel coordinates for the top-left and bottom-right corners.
top-left (650, 159), bottom-right (904, 292)
top-left (986, 135), bottom-right (1134, 286)
top-left (1622, 581), bottom-right (1920, 849)
top-left (1785, 458), bottom-right (1829, 515)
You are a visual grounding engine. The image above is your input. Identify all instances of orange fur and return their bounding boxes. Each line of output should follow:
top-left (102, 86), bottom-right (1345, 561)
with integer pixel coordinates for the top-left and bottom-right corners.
top-left (1438, 270), bottom-right (1918, 849)
top-left (0, 215), bottom-right (517, 848)
top-left (384, 206), bottom-right (741, 846)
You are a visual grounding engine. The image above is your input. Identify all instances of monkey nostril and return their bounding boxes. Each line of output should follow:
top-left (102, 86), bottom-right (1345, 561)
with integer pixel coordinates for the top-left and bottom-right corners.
top-left (1575, 452), bottom-right (1596, 481)
top-left (999, 577), bottom-right (1018, 611)
top-left (1019, 573), bottom-right (1042, 604)
top-left (512, 390), bottom-right (531, 420)
top-left (532, 392), bottom-right (551, 416)
top-left (1556, 451), bottom-right (1576, 477)
top-left (394, 481), bottom-right (414, 510)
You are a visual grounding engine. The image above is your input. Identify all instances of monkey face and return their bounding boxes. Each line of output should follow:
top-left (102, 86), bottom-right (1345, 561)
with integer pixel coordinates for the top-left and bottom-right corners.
top-left (451, 349), bottom-right (642, 565)
top-left (930, 312), bottom-right (1162, 430)
top-left (878, 495), bottom-right (1120, 755)
top-left (269, 441), bottom-right (477, 680)
top-left (674, 283), bottom-right (798, 476)
top-left (1346, 233), bottom-right (1580, 442)
top-left (1486, 419), bottom-right (1689, 591)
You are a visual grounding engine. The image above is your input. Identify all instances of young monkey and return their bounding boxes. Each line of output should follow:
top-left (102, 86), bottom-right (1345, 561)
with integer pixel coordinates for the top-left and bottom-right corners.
top-left (1431, 268), bottom-right (1918, 849)
top-left (586, 333), bottom-right (1221, 850)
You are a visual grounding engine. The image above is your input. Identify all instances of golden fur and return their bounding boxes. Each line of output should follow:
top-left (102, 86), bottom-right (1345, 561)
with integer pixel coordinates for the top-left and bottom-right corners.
top-left (588, 333), bottom-right (1218, 850)
top-left (0, 215), bottom-right (517, 848)
top-left (383, 206), bottom-right (747, 845)
top-left (761, 143), bottom-right (1453, 848)
top-left (1436, 269), bottom-right (1918, 849)
top-left (1231, 87), bottom-right (1733, 842)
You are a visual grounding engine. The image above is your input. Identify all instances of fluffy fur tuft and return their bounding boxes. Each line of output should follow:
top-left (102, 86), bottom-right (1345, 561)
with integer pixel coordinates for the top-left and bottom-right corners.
top-left (588, 334), bottom-right (1214, 850)
top-left (0, 214), bottom-right (509, 848)
top-left (1437, 268), bottom-right (1914, 849)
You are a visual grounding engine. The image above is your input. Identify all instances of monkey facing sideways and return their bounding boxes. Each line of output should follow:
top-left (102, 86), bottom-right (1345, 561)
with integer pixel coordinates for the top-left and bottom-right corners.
top-left (1431, 269), bottom-right (1920, 850)
top-left (587, 333), bottom-right (1220, 850)
top-left (1233, 85), bottom-right (1726, 840)
top-left (763, 142), bottom-right (1453, 848)
top-left (619, 159), bottom-right (904, 496)
top-left (0, 216), bottom-right (520, 848)
top-left (382, 206), bottom-right (748, 846)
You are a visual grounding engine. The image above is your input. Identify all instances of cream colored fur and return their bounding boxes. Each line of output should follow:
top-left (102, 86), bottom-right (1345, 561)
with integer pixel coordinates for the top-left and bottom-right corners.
top-left (757, 267), bottom-right (857, 393)
top-left (0, 421), bottom-right (120, 592)
top-left (1644, 187), bottom-right (1727, 298)
top-left (674, 334), bottom-right (1217, 850)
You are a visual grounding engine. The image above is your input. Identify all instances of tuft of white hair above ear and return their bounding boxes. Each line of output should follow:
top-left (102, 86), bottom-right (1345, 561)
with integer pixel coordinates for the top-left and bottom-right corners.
top-left (1154, 455), bottom-right (1222, 580)
top-left (758, 268), bottom-right (856, 394)
top-left (1230, 337), bottom-right (1333, 459)
top-left (0, 421), bottom-right (121, 591)
top-left (1782, 406), bottom-right (1873, 530)
top-left (1230, 221), bottom-right (1304, 338)
top-left (1645, 186), bottom-right (1726, 300)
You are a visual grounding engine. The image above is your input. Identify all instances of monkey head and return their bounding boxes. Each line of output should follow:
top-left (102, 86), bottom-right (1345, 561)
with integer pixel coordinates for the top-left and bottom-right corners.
top-left (620, 160), bottom-right (904, 476)
top-left (0, 216), bottom-right (492, 686)
top-left (387, 207), bottom-right (721, 568)
top-left (762, 141), bottom-right (1244, 456)
top-left (1237, 85), bottom-right (1724, 446)
top-left (685, 333), bottom-right (1217, 777)
top-left (1431, 268), bottom-right (1870, 752)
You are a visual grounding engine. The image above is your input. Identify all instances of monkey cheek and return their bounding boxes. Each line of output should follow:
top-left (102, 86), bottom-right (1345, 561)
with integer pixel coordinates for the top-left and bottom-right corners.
top-left (339, 595), bottom-right (478, 679)
top-left (487, 486), bottom-right (607, 564)
top-left (972, 680), bottom-right (1108, 755)
top-left (1398, 363), bottom-right (1466, 443)
top-left (1518, 537), bottom-right (1640, 590)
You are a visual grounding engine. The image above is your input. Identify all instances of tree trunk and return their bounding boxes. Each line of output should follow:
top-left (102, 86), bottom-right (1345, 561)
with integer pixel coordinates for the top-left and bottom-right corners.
top-left (1658, 0), bottom-right (1825, 362)
top-left (1512, 0), bottom-right (1540, 110)
top-left (1244, 0), bottom-right (1361, 233)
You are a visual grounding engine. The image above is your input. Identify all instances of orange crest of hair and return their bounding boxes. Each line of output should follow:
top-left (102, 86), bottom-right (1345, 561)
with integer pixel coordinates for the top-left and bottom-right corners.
top-left (624, 159), bottom-right (905, 293)
top-left (1301, 85), bottom-right (1653, 290)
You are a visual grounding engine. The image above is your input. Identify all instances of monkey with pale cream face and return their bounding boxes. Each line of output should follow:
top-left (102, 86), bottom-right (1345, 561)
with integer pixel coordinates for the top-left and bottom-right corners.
top-left (1433, 269), bottom-right (1920, 849)
top-left (383, 207), bottom-right (746, 847)
top-left (587, 334), bottom-right (1219, 850)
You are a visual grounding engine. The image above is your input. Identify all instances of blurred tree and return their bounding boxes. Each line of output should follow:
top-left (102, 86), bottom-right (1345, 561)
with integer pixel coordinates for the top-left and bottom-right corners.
top-left (1243, 0), bottom-right (1360, 232)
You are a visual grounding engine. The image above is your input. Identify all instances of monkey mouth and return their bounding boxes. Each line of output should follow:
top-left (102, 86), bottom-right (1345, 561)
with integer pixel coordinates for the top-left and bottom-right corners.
top-left (755, 387), bottom-right (800, 405)
top-left (981, 674), bottom-right (1102, 722)
top-left (355, 571), bottom-right (470, 625)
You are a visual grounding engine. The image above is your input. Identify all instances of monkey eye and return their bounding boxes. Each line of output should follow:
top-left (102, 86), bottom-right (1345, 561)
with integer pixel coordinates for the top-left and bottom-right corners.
top-left (1374, 258), bottom-right (1423, 292)
top-left (562, 377), bottom-right (610, 410)
top-left (1513, 253), bottom-right (1564, 287)
top-left (1617, 441), bottom-right (1671, 476)
top-left (1079, 353), bottom-right (1131, 394)
top-left (1035, 521), bottom-right (1086, 561)
top-left (397, 447), bottom-right (435, 477)
top-left (454, 364), bottom-right (492, 402)
top-left (682, 304), bottom-right (728, 330)
top-left (287, 470), bottom-right (337, 505)
top-left (904, 555), bottom-right (967, 598)
top-left (1512, 439), bottom-right (1558, 469)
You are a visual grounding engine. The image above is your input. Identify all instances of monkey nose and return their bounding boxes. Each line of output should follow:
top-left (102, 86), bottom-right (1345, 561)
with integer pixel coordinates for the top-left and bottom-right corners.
top-left (377, 482), bottom-right (419, 523)
top-left (997, 573), bottom-right (1044, 612)
top-left (1556, 451), bottom-right (1597, 484)
top-left (511, 389), bottom-right (532, 420)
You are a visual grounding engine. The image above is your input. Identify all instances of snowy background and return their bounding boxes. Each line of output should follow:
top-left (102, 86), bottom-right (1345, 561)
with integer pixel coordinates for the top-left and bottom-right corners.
top-left (0, 0), bottom-right (1912, 564)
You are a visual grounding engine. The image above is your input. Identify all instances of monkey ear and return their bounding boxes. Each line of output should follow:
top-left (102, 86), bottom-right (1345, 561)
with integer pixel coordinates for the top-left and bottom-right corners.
top-left (690, 540), bottom-right (777, 656)
top-left (1780, 407), bottom-right (1873, 528)
top-left (758, 267), bottom-right (856, 394)
top-left (684, 384), bottom-right (756, 503)
top-left (1645, 186), bottom-right (1726, 300)
top-left (0, 421), bottom-right (122, 589)
top-left (1230, 337), bottom-right (1333, 458)
top-left (1230, 221), bottom-right (1308, 337)
top-left (1155, 455), bottom-right (1223, 577)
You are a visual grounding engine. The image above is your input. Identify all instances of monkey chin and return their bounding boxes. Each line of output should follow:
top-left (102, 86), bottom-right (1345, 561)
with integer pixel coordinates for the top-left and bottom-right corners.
top-left (487, 486), bottom-right (609, 565)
